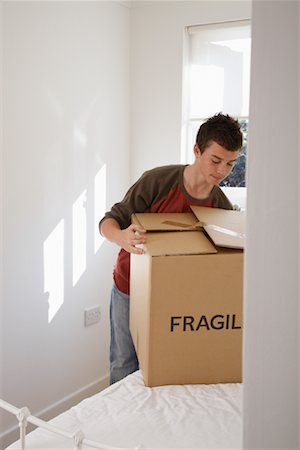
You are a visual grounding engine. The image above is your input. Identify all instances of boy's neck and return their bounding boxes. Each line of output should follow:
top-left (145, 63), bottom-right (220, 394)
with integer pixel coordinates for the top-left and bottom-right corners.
top-left (183, 164), bottom-right (214, 200)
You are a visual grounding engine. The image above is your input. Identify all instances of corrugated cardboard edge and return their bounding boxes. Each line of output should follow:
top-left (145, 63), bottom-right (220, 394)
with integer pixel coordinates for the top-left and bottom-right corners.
top-left (191, 206), bottom-right (245, 249)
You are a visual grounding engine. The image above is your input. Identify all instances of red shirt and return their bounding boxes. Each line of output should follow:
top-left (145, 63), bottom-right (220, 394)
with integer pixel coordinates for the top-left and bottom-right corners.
top-left (99, 165), bottom-right (232, 294)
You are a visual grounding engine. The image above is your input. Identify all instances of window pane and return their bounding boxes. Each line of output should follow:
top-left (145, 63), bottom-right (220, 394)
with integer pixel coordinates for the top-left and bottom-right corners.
top-left (188, 20), bottom-right (251, 118)
top-left (220, 118), bottom-right (248, 187)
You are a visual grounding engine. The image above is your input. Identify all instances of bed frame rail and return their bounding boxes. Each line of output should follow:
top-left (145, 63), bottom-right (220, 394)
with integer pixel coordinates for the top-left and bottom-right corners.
top-left (0, 399), bottom-right (144, 450)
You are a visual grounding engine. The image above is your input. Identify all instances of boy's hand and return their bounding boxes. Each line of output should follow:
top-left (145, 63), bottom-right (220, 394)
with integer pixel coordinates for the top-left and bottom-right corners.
top-left (120, 224), bottom-right (147, 254)
top-left (100, 218), bottom-right (146, 254)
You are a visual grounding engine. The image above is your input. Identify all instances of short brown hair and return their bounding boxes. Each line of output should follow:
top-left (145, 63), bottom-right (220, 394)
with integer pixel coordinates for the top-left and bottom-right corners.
top-left (196, 113), bottom-right (243, 153)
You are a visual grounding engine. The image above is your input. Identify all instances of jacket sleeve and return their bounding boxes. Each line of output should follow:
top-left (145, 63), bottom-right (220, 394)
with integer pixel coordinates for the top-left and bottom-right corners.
top-left (99, 169), bottom-right (159, 231)
top-left (212, 187), bottom-right (234, 210)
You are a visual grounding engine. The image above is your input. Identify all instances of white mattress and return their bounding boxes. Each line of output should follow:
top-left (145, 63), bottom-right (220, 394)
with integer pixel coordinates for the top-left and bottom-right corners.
top-left (7, 370), bottom-right (243, 449)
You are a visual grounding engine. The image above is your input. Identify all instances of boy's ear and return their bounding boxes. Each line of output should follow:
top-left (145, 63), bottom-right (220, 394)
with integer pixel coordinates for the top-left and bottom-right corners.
top-left (194, 144), bottom-right (201, 157)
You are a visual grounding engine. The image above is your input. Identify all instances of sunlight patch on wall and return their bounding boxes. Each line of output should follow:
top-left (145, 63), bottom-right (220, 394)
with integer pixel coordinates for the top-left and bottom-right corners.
top-left (94, 164), bottom-right (106, 254)
top-left (72, 189), bottom-right (87, 287)
top-left (43, 219), bottom-right (65, 323)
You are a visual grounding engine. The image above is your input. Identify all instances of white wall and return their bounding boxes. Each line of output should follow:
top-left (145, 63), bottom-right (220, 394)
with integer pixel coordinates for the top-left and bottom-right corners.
top-left (1, 1), bottom-right (130, 445)
top-left (0, 0), bottom-right (4, 422)
top-left (244, 1), bottom-right (299, 448)
top-left (130, 0), bottom-right (252, 182)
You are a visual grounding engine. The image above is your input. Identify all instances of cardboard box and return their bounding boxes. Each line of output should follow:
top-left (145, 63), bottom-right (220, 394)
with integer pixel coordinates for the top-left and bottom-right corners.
top-left (129, 207), bottom-right (244, 387)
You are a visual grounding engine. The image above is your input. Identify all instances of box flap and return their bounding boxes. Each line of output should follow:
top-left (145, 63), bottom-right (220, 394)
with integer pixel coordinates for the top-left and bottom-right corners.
top-left (143, 230), bottom-right (217, 256)
top-left (191, 206), bottom-right (245, 249)
top-left (132, 212), bottom-right (201, 231)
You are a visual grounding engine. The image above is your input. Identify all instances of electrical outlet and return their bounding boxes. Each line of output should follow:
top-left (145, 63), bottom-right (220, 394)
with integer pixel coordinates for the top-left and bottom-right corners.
top-left (84, 306), bottom-right (101, 327)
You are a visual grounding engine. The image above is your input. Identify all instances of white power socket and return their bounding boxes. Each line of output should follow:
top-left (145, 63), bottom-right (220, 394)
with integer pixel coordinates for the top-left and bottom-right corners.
top-left (84, 306), bottom-right (101, 327)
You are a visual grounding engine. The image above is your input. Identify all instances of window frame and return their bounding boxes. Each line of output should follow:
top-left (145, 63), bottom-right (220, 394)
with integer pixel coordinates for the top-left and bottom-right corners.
top-left (181, 19), bottom-right (251, 210)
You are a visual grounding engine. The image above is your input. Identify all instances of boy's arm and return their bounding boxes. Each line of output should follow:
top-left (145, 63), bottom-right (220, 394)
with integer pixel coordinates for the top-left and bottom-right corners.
top-left (99, 168), bottom-right (159, 253)
top-left (100, 218), bottom-right (146, 255)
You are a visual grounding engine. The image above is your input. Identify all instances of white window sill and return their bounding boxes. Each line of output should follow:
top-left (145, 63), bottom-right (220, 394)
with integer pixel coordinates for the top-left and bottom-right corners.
top-left (221, 187), bottom-right (247, 211)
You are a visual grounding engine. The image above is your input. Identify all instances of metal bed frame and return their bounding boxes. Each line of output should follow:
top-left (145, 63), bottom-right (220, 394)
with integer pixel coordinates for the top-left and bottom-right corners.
top-left (0, 398), bottom-right (143, 450)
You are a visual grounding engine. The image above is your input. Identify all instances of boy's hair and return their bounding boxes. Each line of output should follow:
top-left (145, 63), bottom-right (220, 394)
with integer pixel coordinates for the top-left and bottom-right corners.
top-left (196, 113), bottom-right (243, 153)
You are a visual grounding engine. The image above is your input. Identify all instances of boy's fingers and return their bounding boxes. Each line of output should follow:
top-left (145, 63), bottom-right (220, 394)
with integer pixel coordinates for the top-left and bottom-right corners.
top-left (131, 224), bottom-right (146, 233)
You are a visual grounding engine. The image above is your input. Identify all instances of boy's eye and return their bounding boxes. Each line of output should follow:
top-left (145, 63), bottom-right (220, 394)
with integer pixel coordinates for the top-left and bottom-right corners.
top-left (211, 159), bottom-right (220, 164)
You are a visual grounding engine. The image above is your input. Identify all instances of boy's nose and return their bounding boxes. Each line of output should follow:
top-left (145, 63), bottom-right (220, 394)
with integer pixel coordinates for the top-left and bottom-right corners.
top-left (217, 165), bottom-right (228, 177)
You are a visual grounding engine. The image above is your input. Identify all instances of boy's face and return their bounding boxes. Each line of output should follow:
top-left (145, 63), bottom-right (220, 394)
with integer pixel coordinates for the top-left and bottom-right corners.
top-left (194, 141), bottom-right (240, 185)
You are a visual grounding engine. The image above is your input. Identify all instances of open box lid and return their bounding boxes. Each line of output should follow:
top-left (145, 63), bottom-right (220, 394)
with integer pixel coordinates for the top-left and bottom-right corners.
top-left (191, 206), bottom-right (245, 249)
top-left (144, 231), bottom-right (217, 256)
top-left (132, 212), bottom-right (201, 231)
top-left (131, 213), bottom-right (216, 256)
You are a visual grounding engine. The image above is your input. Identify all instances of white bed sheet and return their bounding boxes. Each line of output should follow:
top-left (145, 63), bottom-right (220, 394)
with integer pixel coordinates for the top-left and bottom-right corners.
top-left (7, 370), bottom-right (243, 450)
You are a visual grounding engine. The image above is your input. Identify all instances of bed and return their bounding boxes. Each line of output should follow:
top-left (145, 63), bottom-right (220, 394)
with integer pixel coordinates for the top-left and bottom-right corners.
top-left (1, 370), bottom-right (243, 450)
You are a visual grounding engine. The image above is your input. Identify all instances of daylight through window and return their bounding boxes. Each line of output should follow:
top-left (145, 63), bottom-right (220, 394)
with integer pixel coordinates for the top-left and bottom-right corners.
top-left (182, 20), bottom-right (251, 207)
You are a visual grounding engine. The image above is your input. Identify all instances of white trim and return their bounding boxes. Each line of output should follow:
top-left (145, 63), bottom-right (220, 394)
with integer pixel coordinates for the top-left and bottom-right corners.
top-left (180, 26), bottom-right (190, 165)
top-left (0, 374), bottom-right (109, 449)
top-left (187, 18), bottom-right (251, 35)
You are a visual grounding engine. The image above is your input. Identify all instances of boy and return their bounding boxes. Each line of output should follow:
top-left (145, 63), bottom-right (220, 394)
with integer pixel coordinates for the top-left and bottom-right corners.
top-left (99, 113), bottom-right (243, 384)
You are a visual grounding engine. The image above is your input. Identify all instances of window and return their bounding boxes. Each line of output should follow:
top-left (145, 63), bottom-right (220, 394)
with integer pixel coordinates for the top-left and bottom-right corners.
top-left (181, 20), bottom-right (251, 209)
